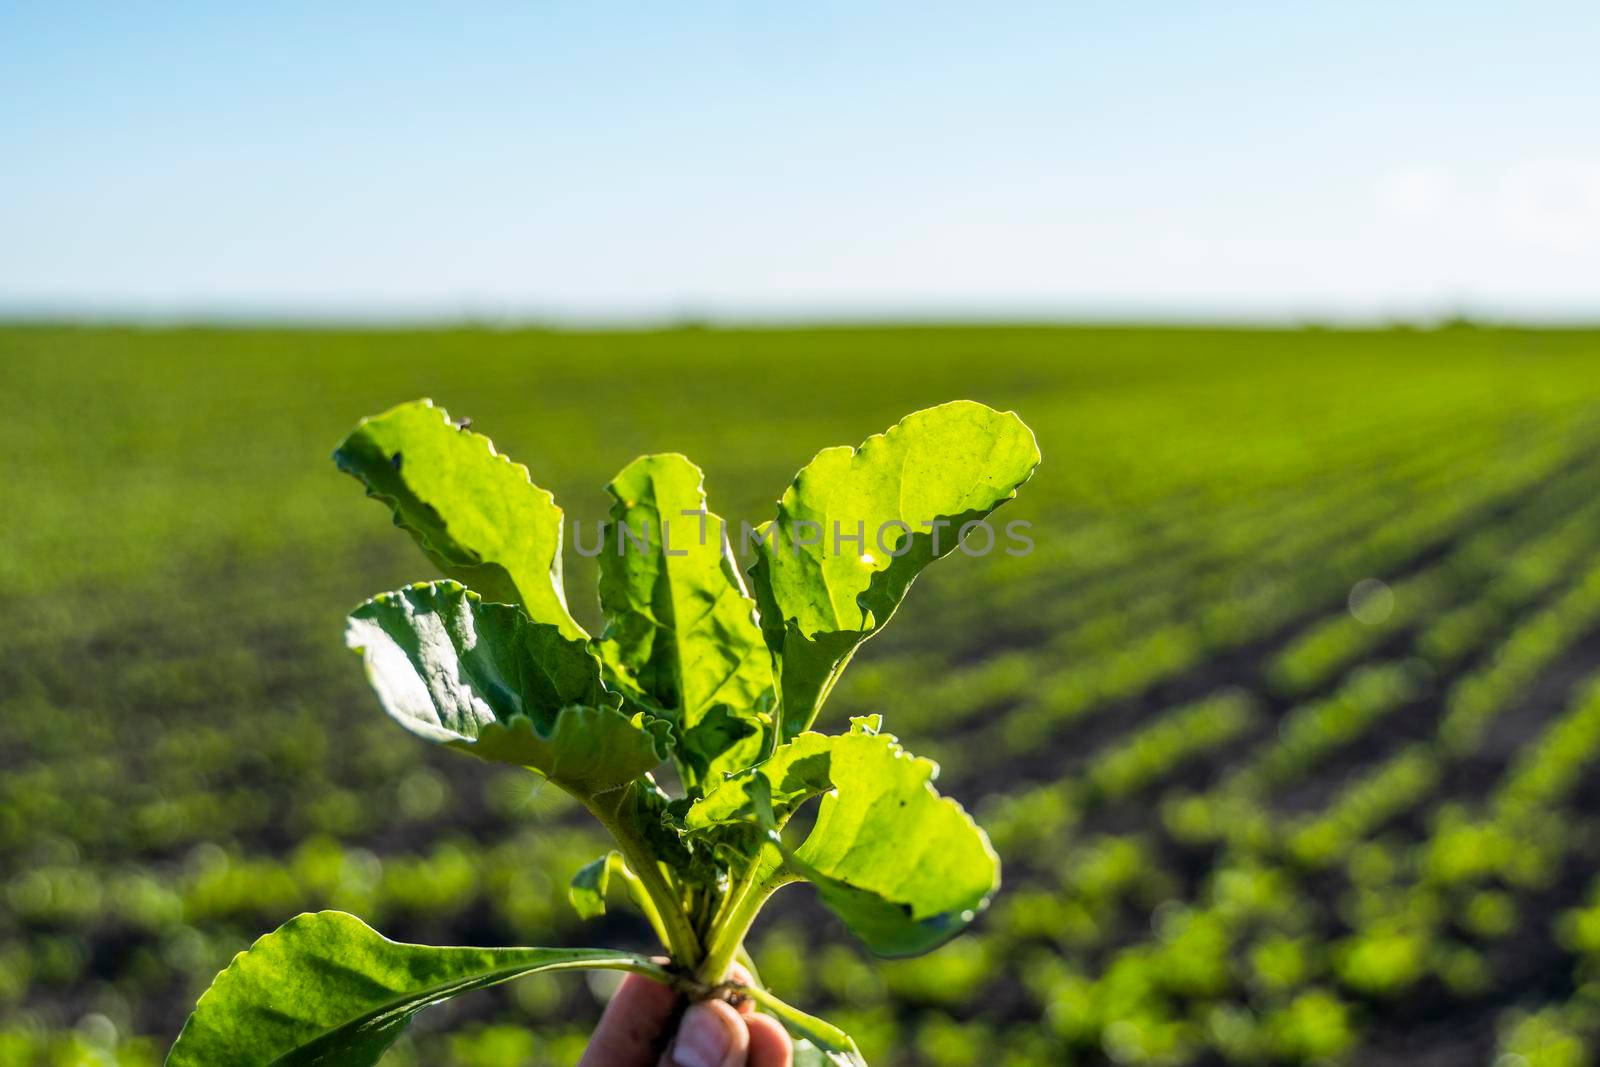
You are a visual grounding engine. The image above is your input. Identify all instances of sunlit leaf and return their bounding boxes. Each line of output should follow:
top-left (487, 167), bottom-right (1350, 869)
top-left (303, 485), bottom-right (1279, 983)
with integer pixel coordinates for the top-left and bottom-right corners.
top-left (690, 722), bottom-right (997, 957)
top-left (749, 401), bottom-right (1038, 740)
top-left (334, 398), bottom-right (585, 637)
top-left (167, 911), bottom-right (660, 1067)
top-left (597, 454), bottom-right (773, 792)
top-left (684, 717), bottom-right (880, 832)
top-left (794, 730), bottom-right (997, 956)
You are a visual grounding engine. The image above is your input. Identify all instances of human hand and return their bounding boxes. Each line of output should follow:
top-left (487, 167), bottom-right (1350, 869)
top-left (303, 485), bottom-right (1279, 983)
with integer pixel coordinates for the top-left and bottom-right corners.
top-left (577, 964), bottom-right (792, 1067)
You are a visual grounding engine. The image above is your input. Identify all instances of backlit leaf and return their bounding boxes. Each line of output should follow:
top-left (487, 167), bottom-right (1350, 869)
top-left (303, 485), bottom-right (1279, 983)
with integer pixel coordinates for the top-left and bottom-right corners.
top-left (167, 911), bottom-right (659, 1067)
top-left (334, 399), bottom-right (584, 637)
top-left (690, 723), bottom-right (998, 957)
top-left (597, 454), bottom-right (773, 793)
top-left (789, 730), bottom-right (998, 957)
top-left (683, 717), bottom-right (881, 832)
top-left (749, 401), bottom-right (1038, 740)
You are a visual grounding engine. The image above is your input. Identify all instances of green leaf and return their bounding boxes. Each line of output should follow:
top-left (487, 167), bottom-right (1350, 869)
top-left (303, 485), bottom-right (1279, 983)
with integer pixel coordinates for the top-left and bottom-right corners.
top-left (739, 985), bottom-right (868, 1067)
top-left (689, 724), bottom-right (998, 958)
top-left (684, 724), bottom-right (858, 832)
top-left (682, 714), bottom-right (880, 834)
top-left (790, 730), bottom-right (997, 956)
top-left (597, 453), bottom-right (774, 793)
top-left (167, 911), bottom-right (662, 1067)
top-left (345, 581), bottom-right (670, 796)
top-left (569, 852), bottom-right (619, 920)
top-left (793, 731), bottom-right (997, 957)
top-left (566, 850), bottom-right (652, 917)
top-left (568, 848), bottom-right (677, 948)
top-left (749, 400), bottom-right (1039, 740)
top-left (334, 399), bottom-right (585, 638)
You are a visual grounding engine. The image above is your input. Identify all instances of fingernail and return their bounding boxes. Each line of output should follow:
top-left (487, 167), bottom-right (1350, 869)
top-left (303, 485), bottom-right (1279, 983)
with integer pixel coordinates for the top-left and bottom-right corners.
top-left (672, 1002), bottom-right (734, 1067)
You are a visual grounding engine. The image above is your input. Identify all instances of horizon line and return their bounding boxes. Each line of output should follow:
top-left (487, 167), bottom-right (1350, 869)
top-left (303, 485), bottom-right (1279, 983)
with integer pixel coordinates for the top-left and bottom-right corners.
top-left (4, 297), bottom-right (1600, 333)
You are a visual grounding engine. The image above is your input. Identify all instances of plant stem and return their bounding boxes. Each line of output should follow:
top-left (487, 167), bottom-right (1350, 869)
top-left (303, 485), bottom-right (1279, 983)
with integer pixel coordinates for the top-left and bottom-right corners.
top-left (601, 957), bottom-right (721, 1000)
top-left (612, 860), bottom-right (674, 952)
top-left (736, 982), bottom-right (861, 1060)
top-left (584, 786), bottom-right (703, 967)
top-left (733, 945), bottom-right (764, 989)
top-left (695, 870), bottom-right (796, 985)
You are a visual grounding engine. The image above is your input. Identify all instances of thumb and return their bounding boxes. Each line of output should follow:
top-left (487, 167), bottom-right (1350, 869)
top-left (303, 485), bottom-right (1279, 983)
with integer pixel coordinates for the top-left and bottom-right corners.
top-left (659, 999), bottom-right (750, 1067)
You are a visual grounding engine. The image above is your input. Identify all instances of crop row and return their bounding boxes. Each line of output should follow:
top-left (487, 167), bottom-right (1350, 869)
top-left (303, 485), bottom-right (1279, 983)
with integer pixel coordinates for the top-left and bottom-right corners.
top-left (1270, 473), bottom-right (1600, 694)
top-left (957, 434), bottom-right (1596, 763)
top-left (902, 663), bottom-right (1600, 1066)
top-left (856, 412), bottom-right (1594, 721)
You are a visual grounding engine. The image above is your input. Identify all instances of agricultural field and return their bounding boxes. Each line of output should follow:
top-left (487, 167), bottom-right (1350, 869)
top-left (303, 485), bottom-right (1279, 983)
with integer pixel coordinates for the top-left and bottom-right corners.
top-left (5, 323), bottom-right (1600, 1066)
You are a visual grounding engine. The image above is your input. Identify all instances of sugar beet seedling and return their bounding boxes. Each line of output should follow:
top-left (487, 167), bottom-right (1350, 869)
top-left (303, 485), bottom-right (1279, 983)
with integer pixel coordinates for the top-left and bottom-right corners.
top-left (167, 398), bottom-right (1040, 1066)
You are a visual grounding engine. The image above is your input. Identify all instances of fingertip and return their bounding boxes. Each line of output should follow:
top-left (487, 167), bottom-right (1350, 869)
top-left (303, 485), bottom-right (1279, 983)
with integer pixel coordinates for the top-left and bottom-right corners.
top-left (578, 972), bottom-right (681, 1067)
top-left (745, 1014), bottom-right (793, 1067)
top-left (664, 998), bottom-right (749, 1067)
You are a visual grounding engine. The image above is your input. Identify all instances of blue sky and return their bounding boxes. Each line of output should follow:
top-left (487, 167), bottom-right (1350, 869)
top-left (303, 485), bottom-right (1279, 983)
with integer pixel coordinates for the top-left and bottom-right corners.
top-left (3, 2), bottom-right (1598, 321)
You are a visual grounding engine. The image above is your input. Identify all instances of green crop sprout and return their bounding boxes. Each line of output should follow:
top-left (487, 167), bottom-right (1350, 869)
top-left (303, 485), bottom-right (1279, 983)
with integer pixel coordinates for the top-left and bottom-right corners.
top-left (167, 398), bottom-right (1039, 1066)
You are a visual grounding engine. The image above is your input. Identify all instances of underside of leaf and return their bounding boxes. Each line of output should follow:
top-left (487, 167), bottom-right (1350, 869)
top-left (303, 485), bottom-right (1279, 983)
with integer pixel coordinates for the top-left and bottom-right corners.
top-left (345, 581), bottom-right (670, 795)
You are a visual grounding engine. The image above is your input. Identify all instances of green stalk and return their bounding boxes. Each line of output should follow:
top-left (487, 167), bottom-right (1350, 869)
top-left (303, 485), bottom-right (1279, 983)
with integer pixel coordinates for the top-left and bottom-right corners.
top-left (733, 945), bottom-right (764, 989)
top-left (612, 860), bottom-right (675, 953)
top-left (584, 785), bottom-right (704, 967)
top-left (736, 982), bottom-right (862, 1061)
top-left (696, 870), bottom-right (796, 985)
